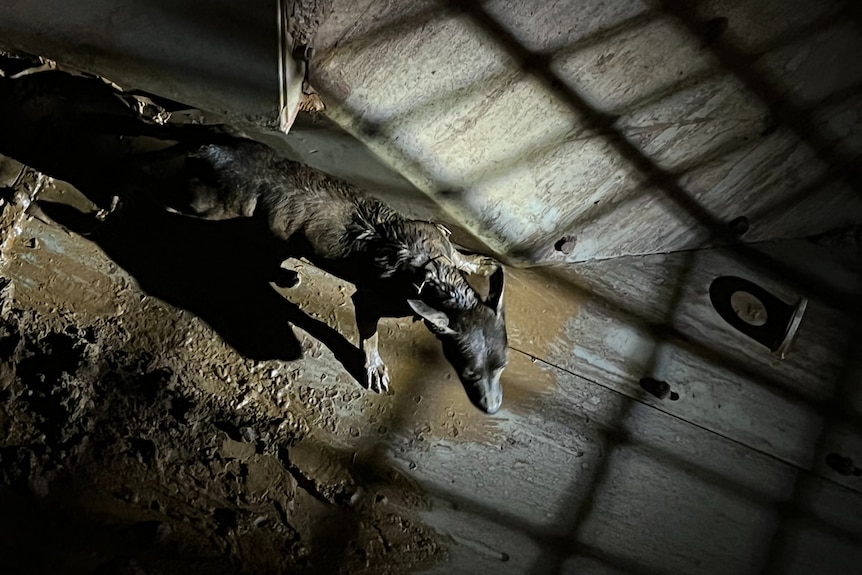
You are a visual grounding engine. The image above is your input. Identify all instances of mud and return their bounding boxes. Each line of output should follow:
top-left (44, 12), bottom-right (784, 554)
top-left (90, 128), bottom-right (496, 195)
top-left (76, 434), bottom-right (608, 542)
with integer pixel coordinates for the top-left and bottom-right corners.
top-left (0, 55), bottom-right (563, 574)
top-left (0, 174), bottom-right (445, 574)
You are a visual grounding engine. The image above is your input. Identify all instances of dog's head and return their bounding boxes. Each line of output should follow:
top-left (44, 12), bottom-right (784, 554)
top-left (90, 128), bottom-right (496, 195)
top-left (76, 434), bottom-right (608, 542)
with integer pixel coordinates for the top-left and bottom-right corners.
top-left (408, 265), bottom-right (508, 414)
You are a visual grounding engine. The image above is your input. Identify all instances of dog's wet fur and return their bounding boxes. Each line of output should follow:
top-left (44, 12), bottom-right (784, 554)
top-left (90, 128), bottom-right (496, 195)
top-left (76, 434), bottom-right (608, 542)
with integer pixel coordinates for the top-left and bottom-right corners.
top-left (0, 69), bottom-right (509, 413)
top-left (154, 140), bottom-right (508, 413)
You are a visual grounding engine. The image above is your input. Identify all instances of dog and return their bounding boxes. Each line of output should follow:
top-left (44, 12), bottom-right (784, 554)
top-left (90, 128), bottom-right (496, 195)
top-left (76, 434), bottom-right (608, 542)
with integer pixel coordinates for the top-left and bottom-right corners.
top-left (0, 69), bottom-right (509, 413)
top-left (143, 139), bottom-right (509, 413)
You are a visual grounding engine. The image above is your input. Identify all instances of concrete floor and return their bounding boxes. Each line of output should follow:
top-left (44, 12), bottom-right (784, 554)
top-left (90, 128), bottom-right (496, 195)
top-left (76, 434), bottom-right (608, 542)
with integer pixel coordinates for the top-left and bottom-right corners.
top-left (0, 0), bottom-right (861, 574)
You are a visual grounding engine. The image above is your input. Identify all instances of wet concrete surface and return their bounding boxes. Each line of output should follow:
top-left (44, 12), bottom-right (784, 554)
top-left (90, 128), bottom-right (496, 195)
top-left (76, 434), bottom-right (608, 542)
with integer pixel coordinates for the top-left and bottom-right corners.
top-left (0, 61), bottom-right (568, 573)
top-left (0, 162), bottom-right (459, 573)
top-left (0, 152), bottom-right (575, 573)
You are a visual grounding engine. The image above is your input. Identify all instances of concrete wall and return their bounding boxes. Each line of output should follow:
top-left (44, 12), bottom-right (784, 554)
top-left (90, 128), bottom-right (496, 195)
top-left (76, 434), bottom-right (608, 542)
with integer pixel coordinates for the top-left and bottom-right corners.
top-left (311, 0), bottom-right (862, 265)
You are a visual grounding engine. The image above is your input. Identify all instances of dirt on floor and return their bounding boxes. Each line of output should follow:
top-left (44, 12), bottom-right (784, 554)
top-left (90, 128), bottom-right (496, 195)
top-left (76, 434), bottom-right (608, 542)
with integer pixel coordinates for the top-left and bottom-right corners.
top-left (0, 54), bottom-right (554, 574)
top-left (0, 165), bottom-right (445, 574)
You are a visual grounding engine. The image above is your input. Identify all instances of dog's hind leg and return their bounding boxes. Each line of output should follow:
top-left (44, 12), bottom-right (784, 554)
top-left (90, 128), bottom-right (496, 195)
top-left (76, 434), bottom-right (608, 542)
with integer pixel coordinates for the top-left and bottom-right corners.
top-left (352, 290), bottom-right (390, 393)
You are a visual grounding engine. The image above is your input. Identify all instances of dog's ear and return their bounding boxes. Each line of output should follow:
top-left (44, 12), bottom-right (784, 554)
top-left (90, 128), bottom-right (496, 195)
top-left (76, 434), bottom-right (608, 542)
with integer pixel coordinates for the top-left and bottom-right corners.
top-left (486, 266), bottom-right (505, 315)
top-left (407, 299), bottom-right (457, 335)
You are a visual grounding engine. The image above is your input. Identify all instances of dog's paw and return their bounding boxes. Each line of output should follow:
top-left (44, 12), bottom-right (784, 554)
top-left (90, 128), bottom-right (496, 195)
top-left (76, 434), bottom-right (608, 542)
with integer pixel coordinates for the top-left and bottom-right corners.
top-left (364, 357), bottom-right (390, 393)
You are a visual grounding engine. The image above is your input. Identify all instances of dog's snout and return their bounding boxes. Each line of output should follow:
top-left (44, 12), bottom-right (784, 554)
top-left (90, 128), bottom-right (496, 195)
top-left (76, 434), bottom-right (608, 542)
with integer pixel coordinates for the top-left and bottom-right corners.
top-left (479, 385), bottom-right (503, 414)
top-left (464, 375), bottom-right (502, 414)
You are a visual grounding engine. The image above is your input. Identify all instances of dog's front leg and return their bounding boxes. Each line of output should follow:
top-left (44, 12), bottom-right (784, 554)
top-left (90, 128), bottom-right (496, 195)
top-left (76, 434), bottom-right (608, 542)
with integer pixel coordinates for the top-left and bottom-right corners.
top-left (352, 291), bottom-right (390, 393)
top-left (360, 329), bottom-right (389, 393)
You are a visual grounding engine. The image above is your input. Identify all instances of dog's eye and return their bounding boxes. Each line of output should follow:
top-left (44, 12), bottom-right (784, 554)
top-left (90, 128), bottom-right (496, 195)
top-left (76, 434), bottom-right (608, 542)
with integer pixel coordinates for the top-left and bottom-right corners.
top-left (463, 370), bottom-right (481, 382)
